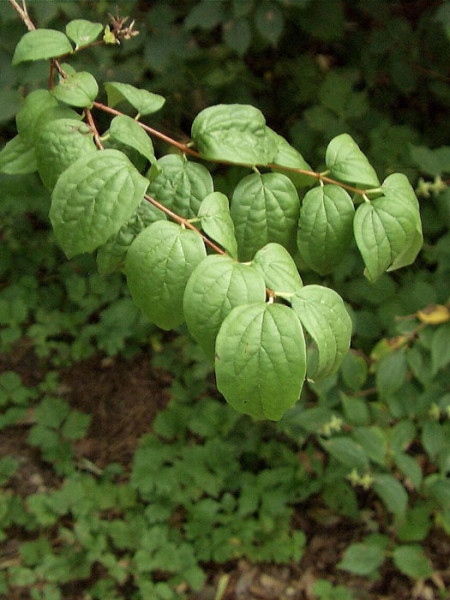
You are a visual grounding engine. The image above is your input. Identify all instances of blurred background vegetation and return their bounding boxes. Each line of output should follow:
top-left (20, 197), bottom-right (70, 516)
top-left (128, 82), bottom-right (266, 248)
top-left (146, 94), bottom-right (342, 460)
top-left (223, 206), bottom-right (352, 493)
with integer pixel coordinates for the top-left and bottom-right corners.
top-left (0, 1), bottom-right (449, 600)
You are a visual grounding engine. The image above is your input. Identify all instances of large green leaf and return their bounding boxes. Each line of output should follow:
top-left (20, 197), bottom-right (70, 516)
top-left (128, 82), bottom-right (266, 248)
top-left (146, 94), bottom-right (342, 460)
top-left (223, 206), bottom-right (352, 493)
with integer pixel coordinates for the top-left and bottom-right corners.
top-left (252, 243), bottom-right (303, 294)
top-left (215, 303), bottom-right (306, 420)
top-left (15, 89), bottom-right (58, 142)
top-left (34, 118), bottom-right (97, 189)
top-left (231, 172), bottom-right (299, 261)
top-left (183, 255), bottom-right (266, 360)
top-left (326, 133), bottom-right (380, 188)
top-left (297, 184), bottom-right (355, 275)
top-left (125, 221), bottom-right (206, 330)
top-left (197, 192), bottom-right (238, 258)
top-left (32, 106), bottom-right (82, 143)
top-left (97, 200), bottom-right (166, 276)
top-left (109, 115), bottom-right (156, 164)
top-left (0, 135), bottom-right (37, 175)
top-left (267, 129), bottom-right (316, 188)
top-left (104, 82), bottom-right (166, 116)
top-left (147, 154), bottom-right (213, 218)
top-left (191, 104), bottom-right (276, 165)
top-left (291, 285), bottom-right (352, 379)
top-left (65, 19), bottom-right (103, 49)
top-left (50, 149), bottom-right (149, 258)
top-left (354, 191), bottom-right (422, 282)
top-left (12, 29), bottom-right (73, 65)
top-left (52, 71), bottom-right (98, 108)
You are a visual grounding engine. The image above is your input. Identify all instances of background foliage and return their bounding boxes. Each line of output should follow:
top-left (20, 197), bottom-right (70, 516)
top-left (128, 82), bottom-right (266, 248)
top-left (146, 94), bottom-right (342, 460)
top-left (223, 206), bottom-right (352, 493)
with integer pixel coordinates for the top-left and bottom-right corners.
top-left (1, 1), bottom-right (449, 599)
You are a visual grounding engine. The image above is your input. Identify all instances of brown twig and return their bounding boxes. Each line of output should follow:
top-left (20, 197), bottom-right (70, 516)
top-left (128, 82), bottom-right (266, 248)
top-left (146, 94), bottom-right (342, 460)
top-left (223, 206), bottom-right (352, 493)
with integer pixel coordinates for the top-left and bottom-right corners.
top-left (92, 102), bottom-right (373, 196)
top-left (144, 194), bottom-right (228, 256)
top-left (85, 108), bottom-right (104, 150)
top-left (7, 0), bottom-right (35, 31)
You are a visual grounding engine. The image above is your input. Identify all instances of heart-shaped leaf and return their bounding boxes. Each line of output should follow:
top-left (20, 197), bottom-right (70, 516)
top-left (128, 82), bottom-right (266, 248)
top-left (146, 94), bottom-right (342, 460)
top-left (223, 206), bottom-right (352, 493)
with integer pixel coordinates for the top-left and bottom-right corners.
top-left (183, 255), bottom-right (266, 360)
top-left (291, 285), bottom-right (352, 379)
top-left (50, 149), bottom-right (149, 258)
top-left (125, 221), bottom-right (206, 330)
top-left (215, 303), bottom-right (306, 420)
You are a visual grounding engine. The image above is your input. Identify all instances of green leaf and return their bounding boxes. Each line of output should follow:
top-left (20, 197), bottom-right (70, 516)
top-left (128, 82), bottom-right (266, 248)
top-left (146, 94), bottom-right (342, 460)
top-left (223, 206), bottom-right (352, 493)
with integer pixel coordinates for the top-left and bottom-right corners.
top-left (392, 545), bottom-right (433, 579)
top-left (0, 456), bottom-right (19, 486)
top-left (61, 411), bottom-right (91, 440)
top-left (197, 192), bottom-right (238, 257)
top-left (354, 195), bottom-right (422, 283)
top-left (326, 133), bottom-right (380, 188)
top-left (352, 426), bottom-right (387, 465)
top-left (0, 135), bottom-right (37, 175)
top-left (97, 200), bottom-right (166, 276)
top-left (34, 119), bottom-right (97, 189)
top-left (431, 323), bottom-right (450, 375)
top-left (375, 350), bottom-right (407, 399)
top-left (16, 89), bottom-right (58, 142)
top-left (340, 351), bottom-right (368, 392)
top-left (50, 149), bottom-right (149, 258)
top-left (12, 29), bottom-right (73, 65)
top-left (32, 106), bottom-right (82, 143)
top-left (252, 243), bottom-right (303, 294)
top-left (409, 144), bottom-right (450, 177)
top-left (268, 130), bottom-right (315, 188)
top-left (65, 19), bottom-right (103, 49)
top-left (109, 115), bottom-right (156, 164)
top-left (35, 397), bottom-right (70, 430)
top-left (297, 184), bottom-right (355, 275)
top-left (373, 473), bottom-right (408, 517)
top-left (321, 437), bottom-right (369, 470)
top-left (104, 82), bottom-right (166, 116)
top-left (291, 285), bottom-right (352, 379)
top-left (191, 104), bottom-right (276, 165)
top-left (390, 420), bottom-right (416, 455)
top-left (215, 303), bottom-right (306, 420)
top-left (125, 221), bottom-right (206, 330)
top-left (341, 395), bottom-right (370, 426)
top-left (147, 154), bottom-right (213, 218)
top-left (183, 255), bottom-right (266, 360)
top-left (231, 172), bottom-right (299, 261)
top-left (394, 453), bottom-right (422, 489)
top-left (223, 19), bottom-right (251, 56)
top-left (421, 422), bottom-right (446, 460)
top-left (185, 2), bottom-right (225, 30)
top-left (397, 505), bottom-right (432, 542)
top-left (254, 3), bottom-right (284, 45)
top-left (52, 71), bottom-right (98, 108)
top-left (338, 542), bottom-right (385, 575)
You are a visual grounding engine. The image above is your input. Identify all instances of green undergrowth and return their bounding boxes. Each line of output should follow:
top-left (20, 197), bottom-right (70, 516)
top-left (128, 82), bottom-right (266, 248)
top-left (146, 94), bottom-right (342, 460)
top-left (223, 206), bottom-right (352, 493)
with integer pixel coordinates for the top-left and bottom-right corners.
top-left (1, 1), bottom-right (450, 599)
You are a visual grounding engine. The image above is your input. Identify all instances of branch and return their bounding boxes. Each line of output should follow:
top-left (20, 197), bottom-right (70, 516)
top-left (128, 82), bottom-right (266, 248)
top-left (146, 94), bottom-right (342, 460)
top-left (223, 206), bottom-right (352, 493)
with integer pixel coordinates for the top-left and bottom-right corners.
top-left (7, 0), bottom-right (35, 31)
top-left (92, 101), bottom-right (371, 196)
top-left (85, 108), bottom-right (104, 150)
top-left (143, 194), bottom-right (227, 256)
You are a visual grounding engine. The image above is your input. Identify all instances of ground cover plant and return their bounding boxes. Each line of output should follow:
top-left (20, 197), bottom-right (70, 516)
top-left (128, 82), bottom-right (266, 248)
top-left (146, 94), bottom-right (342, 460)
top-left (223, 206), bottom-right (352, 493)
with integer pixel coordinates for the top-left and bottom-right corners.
top-left (0, 1), bottom-right (449, 599)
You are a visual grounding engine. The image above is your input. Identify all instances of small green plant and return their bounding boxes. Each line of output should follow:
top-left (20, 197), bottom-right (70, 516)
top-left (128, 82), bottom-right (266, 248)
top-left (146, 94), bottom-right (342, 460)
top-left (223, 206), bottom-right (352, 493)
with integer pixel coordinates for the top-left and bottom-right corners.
top-left (1, 3), bottom-right (424, 422)
top-left (0, 370), bottom-right (38, 429)
top-left (27, 394), bottom-right (91, 475)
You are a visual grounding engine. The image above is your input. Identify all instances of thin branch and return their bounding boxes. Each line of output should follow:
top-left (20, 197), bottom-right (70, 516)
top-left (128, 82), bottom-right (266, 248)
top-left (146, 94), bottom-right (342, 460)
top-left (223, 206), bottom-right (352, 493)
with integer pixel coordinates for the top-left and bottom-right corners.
top-left (92, 101), bottom-right (200, 157)
top-left (85, 108), bottom-right (104, 149)
top-left (8, 0), bottom-right (35, 31)
top-left (92, 101), bottom-right (372, 196)
top-left (144, 194), bottom-right (228, 256)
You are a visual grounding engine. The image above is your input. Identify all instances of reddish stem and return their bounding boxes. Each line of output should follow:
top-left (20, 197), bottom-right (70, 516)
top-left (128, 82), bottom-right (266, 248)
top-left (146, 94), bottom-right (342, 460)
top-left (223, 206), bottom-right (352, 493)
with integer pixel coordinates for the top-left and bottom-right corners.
top-left (85, 108), bottom-right (104, 149)
top-left (144, 194), bottom-right (228, 256)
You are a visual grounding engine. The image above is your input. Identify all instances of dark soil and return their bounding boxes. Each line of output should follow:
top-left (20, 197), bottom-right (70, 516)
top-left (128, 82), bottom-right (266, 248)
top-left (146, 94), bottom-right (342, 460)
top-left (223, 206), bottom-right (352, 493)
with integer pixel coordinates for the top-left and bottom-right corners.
top-left (1, 347), bottom-right (448, 600)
